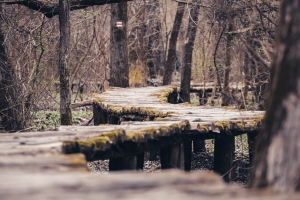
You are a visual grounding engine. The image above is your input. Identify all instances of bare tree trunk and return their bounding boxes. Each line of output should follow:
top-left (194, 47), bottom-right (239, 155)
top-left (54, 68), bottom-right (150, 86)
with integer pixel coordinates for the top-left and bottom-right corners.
top-left (110, 1), bottom-right (129, 87)
top-left (59, 0), bottom-right (72, 125)
top-left (0, 8), bottom-right (26, 131)
top-left (145, 0), bottom-right (160, 79)
top-left (221, 23), bottom-right (233, 106)
top-left (163, 2), bottom-right (185, 85)
top-left (180, 1), bottom-right (200, 102)
top-left (240, 52), bottom-right (251, 109)
top-left (251, 0), bottom-right (300, 192)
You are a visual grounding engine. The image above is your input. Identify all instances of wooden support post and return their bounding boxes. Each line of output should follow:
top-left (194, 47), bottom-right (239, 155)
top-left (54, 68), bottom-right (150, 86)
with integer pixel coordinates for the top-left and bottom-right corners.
top-left (136, 152), bottom-right (145, 170)
top-left (93, 104), bottom-right (101, 125)
top-left (247, 131), bottom-right (258, 167)
top-left (109, 156), bottom-right (137, 171)
top-left (168, 91), bottom-right (178, 104)
top-left (193, 140), bottom-right (206, 153)
top-left (108, 116), bottom-right (119, 124)
top-left (160, 146), bottom-right (172, 169)
top-left (214, 135), bottom-right (235, 182)
top-left (184, 140), bottom-right (192, 171)
top-left (160, 142), bottom-right (191, 171)
top-left (93, 105), bottom-right (108, 125)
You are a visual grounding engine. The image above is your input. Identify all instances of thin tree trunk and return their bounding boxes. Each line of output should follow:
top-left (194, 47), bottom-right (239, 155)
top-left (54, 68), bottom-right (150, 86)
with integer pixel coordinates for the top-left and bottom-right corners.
top-left (251, 0), bottom-right (300, 192)
top-left (110, 2), bottom-right (129, 87)
top-left (59, 0), bottom-right (72, 125)
top-left (163, 2), bottom-right (185, 85)
top-left (145, 0), bottom-right (159, 79)
top-left (240, 52), bottom-right (250, 109)
top-left (180, 1), bottom-right (200, 102)
top-left (221, 23), bottom-right (233, 106)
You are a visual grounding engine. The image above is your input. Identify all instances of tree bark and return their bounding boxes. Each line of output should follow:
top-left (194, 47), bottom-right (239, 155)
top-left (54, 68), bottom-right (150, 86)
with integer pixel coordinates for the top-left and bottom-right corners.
top-left (180, 1), bottom-right (200, 102)
top-left (251, 0), bottom-right (300, 192)
top-left (163, 2), bottom-right (185, 85)
top-left (221, 23), bottom-right (233, 106)
top-left (109, 1), bottom-right (129, 87)
top-left (59, 0), bottom-right (72, 125)
top-left (240, 52), bottom-right (251, 109)
top-left (0, 8), bottom-right (26, 131)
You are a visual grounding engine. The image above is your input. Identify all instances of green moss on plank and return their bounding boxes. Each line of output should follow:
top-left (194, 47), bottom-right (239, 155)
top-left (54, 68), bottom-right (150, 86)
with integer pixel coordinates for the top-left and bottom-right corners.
top-left (170, 123), bottom-right (180, 133)
top-left (214, 121), bottom-right (231, 132)
top-left (159, 126), bottom-right (171, 136)
top-left (139, 107), bottom-right (168, 118)
top-left (63, 130), bottom-right (125, 154)
top-left (252, 115), bottom-right (264, 124)
top-left (93, 97), bottom-right (104, 104)
top-left (153, 86), bottom-right (178, 103)
top-left (126, 131), bottom-right (145, 142)
top-left (77, 139), bottom-right (95, 152)
top-left (143, 128), bottom-right (158, 138)
top-left (102, 129), bottom-right (126, 141)
top-left (123, 106), bottom-right (137, 114)
top-left (93, 136), bottom-right (111, 150)
top-left (126, 121), bottom-right (190, 140)
top-left (178, 120), bottom-right (191, 130)
top-left (235, 120), bottom-right (245, 130)
top-left (199, 124), bottom-right (209, 132)
top-left (107, 105), bottom-right (122, 115)
top-left (159, 121), bottom-right (190, 135)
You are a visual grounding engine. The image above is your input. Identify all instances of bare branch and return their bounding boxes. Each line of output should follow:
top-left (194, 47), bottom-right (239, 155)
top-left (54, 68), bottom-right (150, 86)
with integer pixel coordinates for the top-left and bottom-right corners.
top-left (0, 0), bottom-right (132, 18)
top-left (171, 0), bottom-right (211, 8)
top-left (239, 36), bottom-right (271, 71)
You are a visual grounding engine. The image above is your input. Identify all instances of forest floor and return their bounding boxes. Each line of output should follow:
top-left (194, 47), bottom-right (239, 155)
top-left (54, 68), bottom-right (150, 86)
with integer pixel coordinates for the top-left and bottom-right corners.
top-left (87, 137), bottom-right (251, 187)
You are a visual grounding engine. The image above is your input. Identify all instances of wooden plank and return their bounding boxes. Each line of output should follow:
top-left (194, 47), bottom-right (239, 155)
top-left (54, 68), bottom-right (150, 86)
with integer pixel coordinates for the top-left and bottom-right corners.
top-left (247, 131), bottom-right (259, 167)
top-left (184, 140), bottom-right (192, 171)
top-left (0, 154), bottom-right (87, 172)
top-left (214, 135), bottom-right (235, 182)
top-left (0, 169), bottom-right (299, 200)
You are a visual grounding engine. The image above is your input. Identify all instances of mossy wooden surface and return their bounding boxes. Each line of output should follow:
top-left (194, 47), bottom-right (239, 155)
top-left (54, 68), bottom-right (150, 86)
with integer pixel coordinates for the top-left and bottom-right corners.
top-left (94, 86), bottom-right (264, 131)
top-left (0, 85), bottom-right (266, 196)
top-left (0, 86), bottom-right (264, 166)
top-left (213, 121), bottom-right (231, 132)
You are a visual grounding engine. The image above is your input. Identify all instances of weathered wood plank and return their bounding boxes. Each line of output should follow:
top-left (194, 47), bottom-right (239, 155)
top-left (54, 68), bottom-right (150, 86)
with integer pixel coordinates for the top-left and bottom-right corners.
top-left (0, 169), bottom-right (299, 200)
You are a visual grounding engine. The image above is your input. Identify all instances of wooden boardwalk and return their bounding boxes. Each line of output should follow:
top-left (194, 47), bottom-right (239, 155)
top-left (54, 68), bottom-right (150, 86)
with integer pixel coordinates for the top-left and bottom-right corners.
top-left (2, 85), bottom-right (298, 199)
top-left (92, 86), bottom-right (264, 177)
